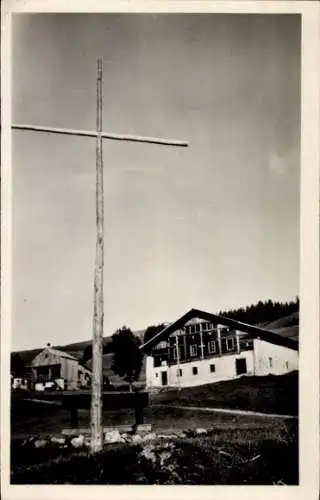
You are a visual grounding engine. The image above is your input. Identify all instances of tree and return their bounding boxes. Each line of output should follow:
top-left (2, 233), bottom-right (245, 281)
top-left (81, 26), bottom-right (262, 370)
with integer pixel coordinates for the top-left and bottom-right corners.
top-left (110, 326), bottom-right (143, 392)
top-left (143, 323), bottom-right (165, 344)
top-left (11, 353), bottom-right (25, 377)
top-left (82, 339), bottom-right (113, 365)
top-left (81, 344), bottom-right (92, 365)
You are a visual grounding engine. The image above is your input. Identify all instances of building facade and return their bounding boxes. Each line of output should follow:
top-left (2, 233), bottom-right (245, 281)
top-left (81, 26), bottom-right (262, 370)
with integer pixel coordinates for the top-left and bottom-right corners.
top-left (31, 344), bottom-right (92, 390)
top-left (141, 309), bottom-right (299, 389)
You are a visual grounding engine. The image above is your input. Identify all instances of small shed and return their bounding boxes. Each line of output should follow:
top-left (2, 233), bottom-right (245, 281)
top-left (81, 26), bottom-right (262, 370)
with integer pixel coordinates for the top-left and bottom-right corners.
top-left (31, 343), bottom-right (91, 391)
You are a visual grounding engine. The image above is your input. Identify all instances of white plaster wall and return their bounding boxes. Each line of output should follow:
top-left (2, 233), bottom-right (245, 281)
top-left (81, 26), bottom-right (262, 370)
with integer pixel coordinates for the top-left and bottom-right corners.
top-left (146, 356), bottom-right (170, 388)
top-left (146, 351), bottom-right (254, 388)
top-left (253, 339), bottom-right (298, 376)
top-left (145, 356), bottom-right (155, 387)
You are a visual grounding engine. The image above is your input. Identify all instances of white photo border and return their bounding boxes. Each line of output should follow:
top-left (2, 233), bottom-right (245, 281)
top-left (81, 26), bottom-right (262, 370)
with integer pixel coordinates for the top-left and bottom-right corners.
top-left (1, 2), bottom-right (319, 499)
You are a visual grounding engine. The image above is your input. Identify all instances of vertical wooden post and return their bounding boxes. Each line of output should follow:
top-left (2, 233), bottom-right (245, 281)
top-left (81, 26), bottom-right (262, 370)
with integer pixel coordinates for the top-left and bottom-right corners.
top-left (134, 393), bottom-right (144, 427)
top-left (175, 334), bottom-right (181, 390)
top-left (91, 57), bottom-right (104, 454)
top-left (235, 330), bottom-right (240, 354)
top-left (70, 406), bottom-right (79, 429)
top-left (217, 324), bottom-right (222, 356)
top-left (199, 326), bottom-right (205, 360)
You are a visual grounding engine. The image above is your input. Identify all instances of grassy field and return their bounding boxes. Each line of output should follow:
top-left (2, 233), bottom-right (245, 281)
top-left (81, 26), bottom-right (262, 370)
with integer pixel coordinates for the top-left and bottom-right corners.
top-left (10, 371), bottom-right (299, 484)
top-left (10, 397), bottom-right (299, 484)
top-left (151, 371), bottom-right (298, 416)
top-left (11, 400), bottom-right (295, 437)
top-left (11, 371), bottom-right (298, 437)
top-left (11, 413), bottom-right (298, 484)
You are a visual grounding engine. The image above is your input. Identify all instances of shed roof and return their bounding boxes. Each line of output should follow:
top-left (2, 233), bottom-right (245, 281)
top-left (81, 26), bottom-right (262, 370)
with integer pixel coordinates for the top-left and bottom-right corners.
top-left (139, 308), bottom-right (299, 353)
top-left (44, 346), bottom-right (78, 361)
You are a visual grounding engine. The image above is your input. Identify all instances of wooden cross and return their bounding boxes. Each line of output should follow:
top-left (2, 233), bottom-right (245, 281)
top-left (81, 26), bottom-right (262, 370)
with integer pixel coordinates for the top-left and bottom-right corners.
top-left (12, 57), bottom-right (189, 453)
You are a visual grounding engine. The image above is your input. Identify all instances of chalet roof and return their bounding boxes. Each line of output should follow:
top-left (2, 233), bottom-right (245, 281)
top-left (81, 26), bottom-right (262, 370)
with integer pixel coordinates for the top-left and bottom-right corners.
top-left (44, 346), bottom-right (78, 361)
top-left (139, 308), bottom-right (299, 353)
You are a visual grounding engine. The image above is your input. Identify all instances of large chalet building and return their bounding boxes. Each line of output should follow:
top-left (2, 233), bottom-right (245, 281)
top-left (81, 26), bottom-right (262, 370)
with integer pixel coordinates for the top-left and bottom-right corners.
top-left (140, 309), bottom-right (299, 388)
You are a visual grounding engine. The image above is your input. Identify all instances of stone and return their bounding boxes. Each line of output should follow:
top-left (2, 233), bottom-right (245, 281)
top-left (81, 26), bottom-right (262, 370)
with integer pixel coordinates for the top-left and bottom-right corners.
top-left (159, 450), bottom-right (172, 466)
top-left (104, 429), bottom-right (122, 444)
top-left (51, 436), bottom-right (66, 445)
top-left (84, 437), bottom-right (92, 448)
top-left (34, 439), bottom-right (47, 448)
top-left (141, 432), bottom-right (157, 442)
top-left (195, 428), bottom-right (207, 435)
top-left (70, 434), bottom-right (85, 448)
top-left (132, 434), bottom-right (143, 443)
top-left (121, 433), bottom-right (132, 443)
top-left (140, 444), bottom-right (157, 464)
top-left (158, 433), bottom-right (179, 440)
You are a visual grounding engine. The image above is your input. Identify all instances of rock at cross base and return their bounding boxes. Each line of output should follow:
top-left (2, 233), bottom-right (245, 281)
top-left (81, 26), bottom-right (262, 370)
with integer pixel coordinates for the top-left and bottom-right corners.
top-left (195, 428), bottom-right (207, 435)
top-left (34, 439), bottom-right (47, 448)
top-left (141, 432), bottom-right (157, 442)
top-left (104, 429), bottom-right (124, 444)
top-left (71, 435), bottom-right (85, 448)
top-left (132, 434), bottom-right (143, 443)
top-left (50, 436), bottom-right (66, 445)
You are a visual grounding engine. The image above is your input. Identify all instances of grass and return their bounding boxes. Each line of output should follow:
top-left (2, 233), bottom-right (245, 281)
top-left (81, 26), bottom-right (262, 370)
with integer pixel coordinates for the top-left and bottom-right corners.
top-left (10, 372), bottom-right (299, 484)
top-left (11, 421), bottom-right (298, 485)
top-left (151, 371), bottom-right (298, 416)
top-left (11, 371), bottom-right (298, 437)
top-left (11, 401), bottom-right (299, 484)
top-left (11, 399), bottom-right (295, 438)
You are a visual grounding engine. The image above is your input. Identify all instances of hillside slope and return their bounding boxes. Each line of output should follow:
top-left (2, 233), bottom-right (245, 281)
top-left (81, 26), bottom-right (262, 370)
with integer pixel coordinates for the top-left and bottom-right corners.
top-left (85, 353), bottom-right (146, 387)
top-left (151, 371), bottom-right (299, 416)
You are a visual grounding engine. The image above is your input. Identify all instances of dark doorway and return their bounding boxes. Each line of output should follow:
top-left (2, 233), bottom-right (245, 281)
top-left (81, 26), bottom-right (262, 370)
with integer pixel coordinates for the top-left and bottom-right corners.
top-left (161, 371), bottom-right (168, 386)
top-left (236, 358), bottom-right (247, 375)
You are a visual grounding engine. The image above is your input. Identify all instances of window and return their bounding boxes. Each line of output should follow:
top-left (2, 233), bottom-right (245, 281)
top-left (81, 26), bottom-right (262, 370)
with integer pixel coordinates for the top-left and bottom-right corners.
top-left (210, 364), bottom-right (216, 373)
top-left (155, 372), bottom-right (158, 378)
top-left (208, 340), bottom-right (217, 354)
top-left (285, 361), bottom-right (289, 370)
top-left (192, 366), bottom-right (198, 375)
top-left (154, 357), bottom-right (162, 367)
top-left (190, 344), bottom-right (198, 357)
top-left (177, 368), bottom-right (182, 377)
top-left (201, 323), bottom-right (207, 331)
top-left (154, 341), bottom-right (167, 350)
top-left (269, 357), bottom-right (273, 368)
top-left (226, 337), bottom-right (234, 351)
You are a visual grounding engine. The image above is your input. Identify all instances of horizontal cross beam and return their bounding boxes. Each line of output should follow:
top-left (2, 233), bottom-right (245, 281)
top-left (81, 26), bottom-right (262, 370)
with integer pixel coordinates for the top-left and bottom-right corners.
top-left (12, 124), bottom-right (189, 148)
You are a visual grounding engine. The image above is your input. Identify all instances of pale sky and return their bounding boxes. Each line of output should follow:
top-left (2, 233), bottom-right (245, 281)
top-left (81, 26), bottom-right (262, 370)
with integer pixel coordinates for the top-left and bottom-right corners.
top-left (12, 14), bottom-right (301, 351)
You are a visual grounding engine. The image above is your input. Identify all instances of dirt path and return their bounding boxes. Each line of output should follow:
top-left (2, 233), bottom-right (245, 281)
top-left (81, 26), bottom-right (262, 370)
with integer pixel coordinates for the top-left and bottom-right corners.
top-left (151, 404), bottom-right (298, 420)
